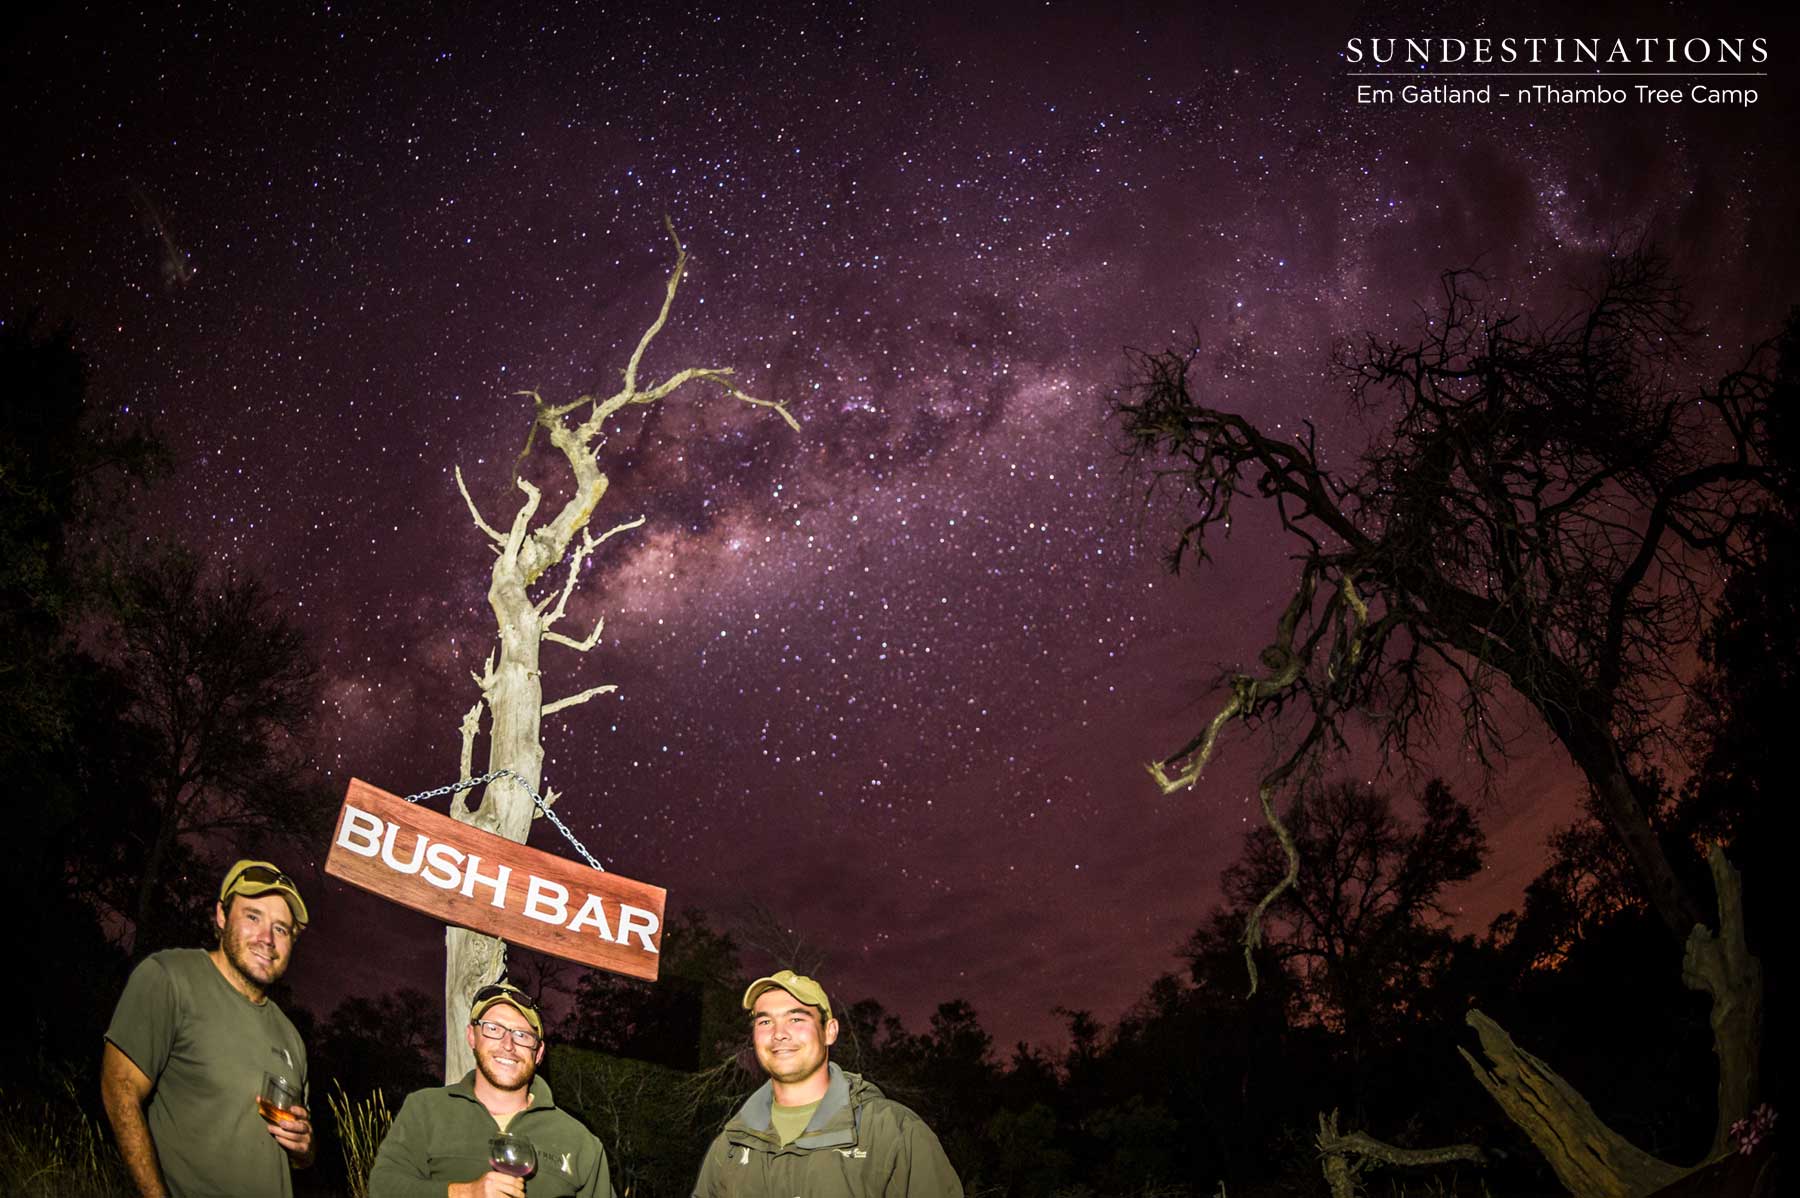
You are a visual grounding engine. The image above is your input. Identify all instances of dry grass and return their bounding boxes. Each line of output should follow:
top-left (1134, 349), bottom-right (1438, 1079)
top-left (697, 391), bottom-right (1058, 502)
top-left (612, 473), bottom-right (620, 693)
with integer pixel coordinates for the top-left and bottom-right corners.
top-left (326, 1083), bottom-right (393, 1198)
top-left (0, 1080), bottom-right (129, 1197)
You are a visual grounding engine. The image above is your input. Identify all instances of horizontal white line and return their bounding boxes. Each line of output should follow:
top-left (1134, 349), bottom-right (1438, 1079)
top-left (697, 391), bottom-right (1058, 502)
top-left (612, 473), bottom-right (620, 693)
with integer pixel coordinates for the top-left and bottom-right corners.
top-left (1347, 72), bottom-right (1768, 77)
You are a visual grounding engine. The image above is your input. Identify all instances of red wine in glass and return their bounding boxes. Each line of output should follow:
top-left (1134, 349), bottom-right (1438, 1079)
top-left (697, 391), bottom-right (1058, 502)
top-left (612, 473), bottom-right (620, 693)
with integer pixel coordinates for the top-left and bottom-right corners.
top-left (489, 1133), bottom-right (536, 1178)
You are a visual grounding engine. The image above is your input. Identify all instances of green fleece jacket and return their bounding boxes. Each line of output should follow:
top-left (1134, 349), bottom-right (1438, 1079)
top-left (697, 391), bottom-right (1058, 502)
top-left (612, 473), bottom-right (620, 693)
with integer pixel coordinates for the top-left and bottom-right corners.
top-left (367, 1071), bottom-right (611, 1198)
top-left (693, 1065), bottom-right (962, 1198)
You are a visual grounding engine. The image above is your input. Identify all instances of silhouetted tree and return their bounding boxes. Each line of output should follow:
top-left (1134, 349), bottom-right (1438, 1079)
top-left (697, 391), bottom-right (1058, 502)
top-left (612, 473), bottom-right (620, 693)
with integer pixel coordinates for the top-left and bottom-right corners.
top-left (984, 1101), bottom-right (1068, 1196)
top-left (1221, 780), bottom-right (1486, 1045)
top-left (564, 908), bottom-right (743, 1071)
top-left (1, 317), bottom-right (160, 763)
top-left (913, 999), bottom-right (999, 1154)
top-left (103, 546), bottom-right (327, 952)
top-left (1, 317), bottom-right (160, 1077)
top-left (1669, 308), bottom-right (1800, 1126)
top-left (1114, 248), bottom-right (1781, 1187)
top-left (831, 996), bottom-right (915, 1084)
top-left (1491, 790), bottom-right (1658, 978)
top-left (313, 988), bottom-right (439, 1105)
top-left (1682, 310), bottom-right (1800, 843)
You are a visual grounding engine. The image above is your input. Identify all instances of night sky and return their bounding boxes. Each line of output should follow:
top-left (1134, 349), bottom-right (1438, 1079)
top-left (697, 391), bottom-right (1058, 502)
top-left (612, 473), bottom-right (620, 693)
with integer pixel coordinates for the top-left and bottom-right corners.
top-left (7, 1), bottom-right (1797, 1048)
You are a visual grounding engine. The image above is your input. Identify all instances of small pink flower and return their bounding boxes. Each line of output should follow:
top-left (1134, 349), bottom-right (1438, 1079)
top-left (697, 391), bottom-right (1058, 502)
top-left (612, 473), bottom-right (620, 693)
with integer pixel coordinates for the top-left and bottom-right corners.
top-left (1729, 1104), bottom-right (1777, 1156)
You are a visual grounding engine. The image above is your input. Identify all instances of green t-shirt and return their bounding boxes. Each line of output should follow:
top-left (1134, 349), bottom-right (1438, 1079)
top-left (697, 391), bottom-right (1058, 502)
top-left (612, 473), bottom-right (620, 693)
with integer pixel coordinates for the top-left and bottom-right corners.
top-left (770, 1099), bottom-right (821, 1147)
top-left (106, 947), bottom-right (308, 1198)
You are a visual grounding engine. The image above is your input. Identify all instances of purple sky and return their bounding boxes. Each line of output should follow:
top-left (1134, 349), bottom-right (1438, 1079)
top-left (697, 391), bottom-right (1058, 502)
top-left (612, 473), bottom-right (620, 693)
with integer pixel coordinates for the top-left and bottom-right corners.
top-left (7, 0), bottom-right (1796, 1048)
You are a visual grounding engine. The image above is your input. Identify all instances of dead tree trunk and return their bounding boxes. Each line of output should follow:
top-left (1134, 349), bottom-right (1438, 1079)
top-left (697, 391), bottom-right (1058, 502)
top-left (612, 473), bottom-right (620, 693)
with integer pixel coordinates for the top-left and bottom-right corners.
top-left (439, 220), bottom-right (795, 1078)
top-left (1458, 844), bottom-right (1760, 1195)
top-left (1680, 848), bottom-right (1763, 1161)
top-left (1460, 1010), bottom-right (1689, 1198)
top-left (1550, 731), bottom-right (1763, 1156)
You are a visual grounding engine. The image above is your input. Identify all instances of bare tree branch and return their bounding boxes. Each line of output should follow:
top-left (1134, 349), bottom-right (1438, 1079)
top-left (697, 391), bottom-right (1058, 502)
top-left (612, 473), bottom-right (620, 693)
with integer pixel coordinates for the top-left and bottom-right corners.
top-left (540, 516), bottom-right (646, 633)
top-left (1315, 1107), bottom-right (1484, 1198)
top-left (455, 465), bottom-right (507, 546)
top-left (541, 684), bottom-right (618, 718)
top-left (457, 701), bottom-right (483, 781)
top-left (620, 216), bottom-right (687, 402)
top-left (543, 618), bottom-right (606, 653)
top-left (501, 477), bottom-right (543, 566)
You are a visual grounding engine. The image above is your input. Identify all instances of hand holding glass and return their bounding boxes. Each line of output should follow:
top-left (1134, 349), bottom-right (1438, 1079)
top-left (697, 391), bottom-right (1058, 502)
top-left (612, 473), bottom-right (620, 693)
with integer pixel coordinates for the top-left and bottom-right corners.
top-left (489, 1132), bottom-right (536, 1178)
top-left (258, 1071), bottom-right (302, 1124)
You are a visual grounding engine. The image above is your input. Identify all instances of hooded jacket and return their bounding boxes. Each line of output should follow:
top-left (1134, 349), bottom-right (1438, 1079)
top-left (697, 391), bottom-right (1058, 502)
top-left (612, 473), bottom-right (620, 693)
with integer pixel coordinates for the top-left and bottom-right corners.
top-left (693, 1064), bottom-right (962, 1198)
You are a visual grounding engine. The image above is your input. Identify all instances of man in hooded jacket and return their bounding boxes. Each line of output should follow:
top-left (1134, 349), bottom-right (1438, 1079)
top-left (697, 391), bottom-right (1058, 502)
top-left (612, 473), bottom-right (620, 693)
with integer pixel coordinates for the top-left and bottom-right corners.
top-left (692, 970), bottom-right (962, 1198)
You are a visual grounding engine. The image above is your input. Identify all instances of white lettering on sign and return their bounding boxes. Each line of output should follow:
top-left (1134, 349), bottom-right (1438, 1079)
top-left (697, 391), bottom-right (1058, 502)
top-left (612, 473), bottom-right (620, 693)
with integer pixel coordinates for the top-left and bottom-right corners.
top-left (423, 842), bottom-right (463, 890)
top-left (565, 893), bottom-right (615, 941)
top-left (618, 905), bottom-right (660, 951)
top-left (330, 796), bottom-right (660, 956)
top-left (460, 855), bottom-right (511, 907)
top-left (340, 803), bottom-right (516, 907)
top-left (382, 823), bottom-right (425, 874)
top-left (524, 876), bottom-right (569, 924)
top-left (336, 805), bottom-right (385, 856)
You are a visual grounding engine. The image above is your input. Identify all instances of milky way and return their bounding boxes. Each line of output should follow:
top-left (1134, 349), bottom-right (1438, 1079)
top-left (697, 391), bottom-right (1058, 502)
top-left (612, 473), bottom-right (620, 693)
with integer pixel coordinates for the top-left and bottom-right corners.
top-left (6, 0), bottom-right (1796, 1044)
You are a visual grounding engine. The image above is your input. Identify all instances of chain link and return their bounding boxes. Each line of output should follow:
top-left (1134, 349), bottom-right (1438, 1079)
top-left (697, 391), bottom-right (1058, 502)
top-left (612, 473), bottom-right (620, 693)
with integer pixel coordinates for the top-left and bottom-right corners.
top-left (403, 769), bottom-right (606, 872)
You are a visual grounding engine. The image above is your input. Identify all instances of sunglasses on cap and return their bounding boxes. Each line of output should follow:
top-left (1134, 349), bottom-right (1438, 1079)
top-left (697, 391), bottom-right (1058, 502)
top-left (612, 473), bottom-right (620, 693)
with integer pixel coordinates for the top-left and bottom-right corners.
top-left (472, 983), bottom-right (538, 1011)
top-left (230, 864), bottom-right (297, 890)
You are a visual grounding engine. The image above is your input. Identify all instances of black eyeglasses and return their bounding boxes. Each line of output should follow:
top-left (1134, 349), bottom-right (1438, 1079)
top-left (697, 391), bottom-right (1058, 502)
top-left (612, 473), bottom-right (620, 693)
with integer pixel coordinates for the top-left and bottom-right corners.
top-left (473, 983), bottom-right (538, 1010)
top-left (473, 1019), bottom-right (541, 1049)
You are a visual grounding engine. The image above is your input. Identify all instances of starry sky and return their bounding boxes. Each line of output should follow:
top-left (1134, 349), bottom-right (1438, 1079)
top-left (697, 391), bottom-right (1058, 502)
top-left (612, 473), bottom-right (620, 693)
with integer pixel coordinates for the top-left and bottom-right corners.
top-left (6, 0), bottom-right (1797, 1048)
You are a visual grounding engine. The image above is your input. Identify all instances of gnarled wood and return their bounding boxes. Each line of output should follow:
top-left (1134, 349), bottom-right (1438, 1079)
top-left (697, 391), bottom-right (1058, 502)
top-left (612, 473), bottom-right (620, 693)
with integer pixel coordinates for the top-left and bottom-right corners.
top-left (1460, 1010), bottom-right (1690, 1197)
top-left (1315, 1109), bottom-right (1484, 1198)
top-left (1681, 845), bottom-right (1763, 1158)
top-left (440, 223), bottom-right (795, 1078)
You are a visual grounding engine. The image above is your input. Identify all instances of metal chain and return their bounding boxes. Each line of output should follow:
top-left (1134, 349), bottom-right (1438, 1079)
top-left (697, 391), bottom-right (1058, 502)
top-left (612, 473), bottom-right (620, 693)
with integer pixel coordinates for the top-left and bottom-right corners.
top-left (403, 768), bottom-right (606, 873)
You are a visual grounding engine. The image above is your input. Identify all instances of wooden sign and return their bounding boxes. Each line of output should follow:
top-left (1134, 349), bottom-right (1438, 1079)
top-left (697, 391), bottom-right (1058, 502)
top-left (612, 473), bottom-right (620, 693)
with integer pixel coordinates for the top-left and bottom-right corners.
top-left (325, 778), bottom-right (664, 980)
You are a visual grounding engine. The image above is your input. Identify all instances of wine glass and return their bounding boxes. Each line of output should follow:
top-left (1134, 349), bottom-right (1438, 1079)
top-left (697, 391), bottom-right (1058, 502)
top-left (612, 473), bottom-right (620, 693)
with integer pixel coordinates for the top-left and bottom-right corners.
top-left (258, 1071), bottom-right (302, 1124)
top-left (489, 1132), bottom-right (536, 1179)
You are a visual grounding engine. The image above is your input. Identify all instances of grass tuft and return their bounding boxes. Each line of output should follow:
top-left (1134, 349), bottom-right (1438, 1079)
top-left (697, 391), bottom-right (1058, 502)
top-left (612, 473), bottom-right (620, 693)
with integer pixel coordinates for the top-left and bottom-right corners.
top-left (326, 1083), bottom-right (393, 1198)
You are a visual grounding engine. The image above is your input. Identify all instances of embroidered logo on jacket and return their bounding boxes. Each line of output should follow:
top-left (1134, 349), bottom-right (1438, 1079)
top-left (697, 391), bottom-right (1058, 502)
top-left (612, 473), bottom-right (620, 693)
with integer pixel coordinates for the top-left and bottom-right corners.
top-left (560, 1152), bottom-right (573, 1174)
top-left (835, 1148), bottom-right (869, 1159)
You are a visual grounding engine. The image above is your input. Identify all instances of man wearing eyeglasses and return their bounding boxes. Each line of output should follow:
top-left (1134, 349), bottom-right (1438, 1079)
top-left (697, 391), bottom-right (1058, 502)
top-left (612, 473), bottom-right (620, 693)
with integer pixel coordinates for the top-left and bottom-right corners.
top-left (369, 981), bottom-right (613, 1198)
top-left (693, 970), bottom-right (963, 1198)
top-left (101, 859), bottom-right (315, 1198)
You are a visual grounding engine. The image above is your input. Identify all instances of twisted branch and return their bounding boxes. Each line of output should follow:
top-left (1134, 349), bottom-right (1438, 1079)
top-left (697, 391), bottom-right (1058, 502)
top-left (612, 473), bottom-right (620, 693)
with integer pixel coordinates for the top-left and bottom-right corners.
top-left (1315, 1108), bottom-right (1484, 1198)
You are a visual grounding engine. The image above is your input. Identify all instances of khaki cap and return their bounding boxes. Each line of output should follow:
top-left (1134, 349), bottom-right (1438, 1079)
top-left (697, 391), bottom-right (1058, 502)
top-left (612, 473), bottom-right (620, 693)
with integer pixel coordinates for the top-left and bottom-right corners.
top-left (742, 969), bottom-right (832, 1023)
top-left (219, 860), bottom-right (308, 927)
top-left (471, 982), bottom-right (543, 1038)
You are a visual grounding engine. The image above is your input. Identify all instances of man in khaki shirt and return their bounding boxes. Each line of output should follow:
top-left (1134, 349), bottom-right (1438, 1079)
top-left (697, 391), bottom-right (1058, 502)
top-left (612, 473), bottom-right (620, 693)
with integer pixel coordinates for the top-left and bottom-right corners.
top-left (102, 860), bottom-right (315, 1198)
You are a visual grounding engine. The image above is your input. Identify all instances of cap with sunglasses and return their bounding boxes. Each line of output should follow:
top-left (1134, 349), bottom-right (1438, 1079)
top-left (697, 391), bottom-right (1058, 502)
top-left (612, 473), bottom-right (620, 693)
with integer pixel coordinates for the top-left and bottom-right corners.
top-left (470, 982), bottom-right (543, 1038)
top-left (219, 860), bottom-right (309, 928)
